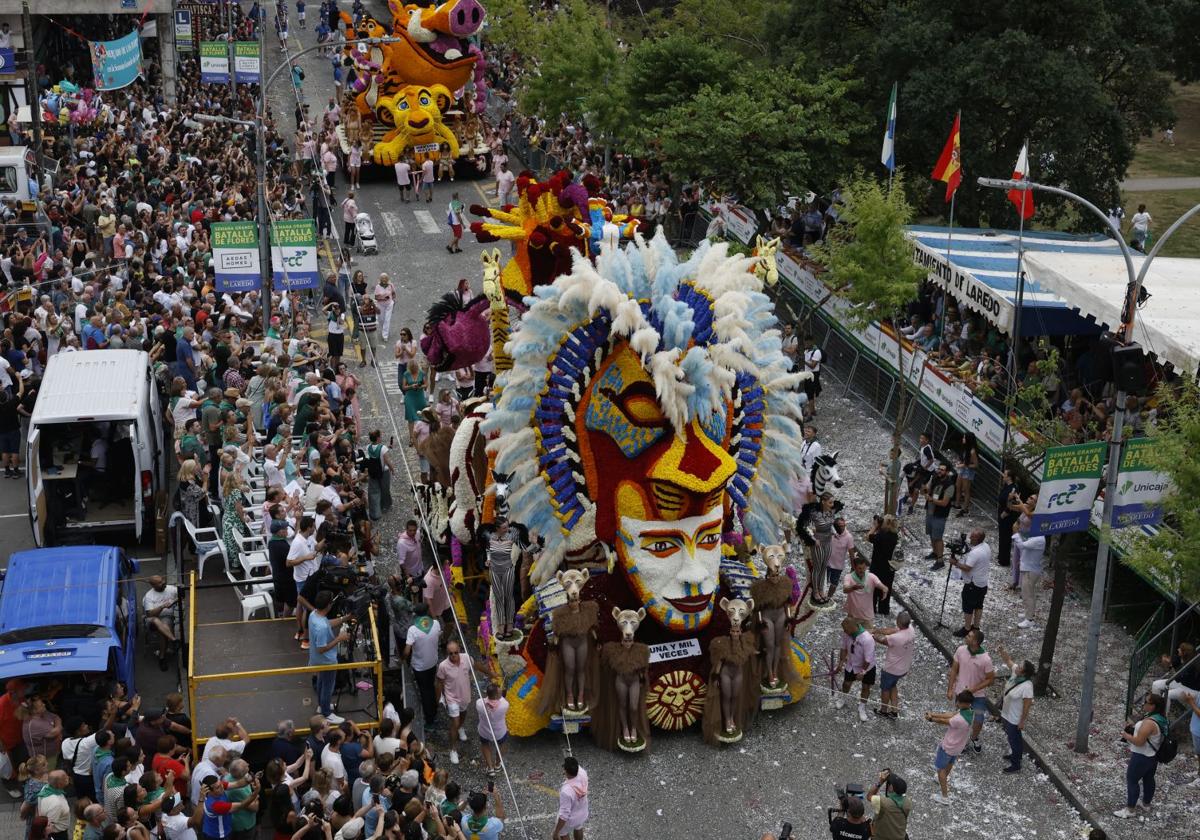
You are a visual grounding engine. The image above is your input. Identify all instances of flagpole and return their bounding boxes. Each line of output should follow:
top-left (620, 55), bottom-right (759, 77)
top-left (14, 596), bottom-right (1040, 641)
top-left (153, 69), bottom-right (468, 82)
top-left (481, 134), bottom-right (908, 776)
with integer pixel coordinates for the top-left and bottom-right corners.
top-left (939, 190), bottom-right (955, 342)
top-left (1001, 140), bottom-right (1030, 457)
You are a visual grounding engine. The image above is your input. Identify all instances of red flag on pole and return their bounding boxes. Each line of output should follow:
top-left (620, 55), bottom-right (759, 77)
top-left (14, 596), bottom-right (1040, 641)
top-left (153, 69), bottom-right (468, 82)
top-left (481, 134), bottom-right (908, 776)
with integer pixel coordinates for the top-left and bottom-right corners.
top-left (1007, 143), bottom-right (1035, 220)
top-left (930, 112), bottom-right (962, 203)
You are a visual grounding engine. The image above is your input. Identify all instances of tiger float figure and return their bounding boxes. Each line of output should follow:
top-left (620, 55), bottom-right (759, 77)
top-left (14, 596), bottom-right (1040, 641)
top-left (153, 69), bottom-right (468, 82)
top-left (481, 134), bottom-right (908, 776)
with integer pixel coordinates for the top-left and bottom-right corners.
top-left (485, 231), bottom-right (828, 744)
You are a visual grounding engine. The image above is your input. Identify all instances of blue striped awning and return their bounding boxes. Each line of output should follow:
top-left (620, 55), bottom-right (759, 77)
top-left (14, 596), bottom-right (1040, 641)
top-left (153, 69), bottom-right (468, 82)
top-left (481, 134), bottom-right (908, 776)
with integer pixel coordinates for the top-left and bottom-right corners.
top-left (904, 225), bottom-right (1123, 335)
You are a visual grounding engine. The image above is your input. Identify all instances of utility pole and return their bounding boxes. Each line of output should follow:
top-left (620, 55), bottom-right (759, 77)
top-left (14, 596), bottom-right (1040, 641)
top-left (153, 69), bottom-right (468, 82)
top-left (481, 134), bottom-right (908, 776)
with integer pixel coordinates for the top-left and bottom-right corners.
top-left (226, 0), bottom-right (235, 102)
top-left (20, 2), bottom-right (41, 159)
top-left (257, 11), bottom-right (271, 335)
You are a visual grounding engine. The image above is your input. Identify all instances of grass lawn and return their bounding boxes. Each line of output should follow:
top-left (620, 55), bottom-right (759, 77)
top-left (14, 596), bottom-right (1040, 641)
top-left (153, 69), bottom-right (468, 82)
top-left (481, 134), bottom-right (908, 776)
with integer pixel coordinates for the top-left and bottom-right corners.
top-left (1122, 190), bottom-right (1200, 257)
top-left (1127, 85), bottom-right (1200, 179)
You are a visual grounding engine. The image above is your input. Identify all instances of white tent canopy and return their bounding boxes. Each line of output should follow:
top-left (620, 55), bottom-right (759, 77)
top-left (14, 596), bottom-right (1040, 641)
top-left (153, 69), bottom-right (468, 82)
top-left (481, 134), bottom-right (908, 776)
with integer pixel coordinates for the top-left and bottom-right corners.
top-left (1022, 252), bottom-right (1200, 376)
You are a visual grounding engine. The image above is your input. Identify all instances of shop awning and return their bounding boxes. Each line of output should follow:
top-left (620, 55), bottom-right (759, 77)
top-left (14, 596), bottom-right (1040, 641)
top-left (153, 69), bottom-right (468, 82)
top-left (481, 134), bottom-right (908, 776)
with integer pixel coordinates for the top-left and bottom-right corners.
top-left (1022, 252), bottom-right (1200, 375)
top-left (904, 226), bottom-right (1123, 336)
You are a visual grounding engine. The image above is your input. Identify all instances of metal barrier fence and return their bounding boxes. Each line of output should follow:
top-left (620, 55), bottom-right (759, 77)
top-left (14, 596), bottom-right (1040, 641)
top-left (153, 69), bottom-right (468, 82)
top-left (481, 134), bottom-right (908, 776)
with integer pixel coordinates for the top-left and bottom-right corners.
top-left (770, 284), bottom-right (1005, 513)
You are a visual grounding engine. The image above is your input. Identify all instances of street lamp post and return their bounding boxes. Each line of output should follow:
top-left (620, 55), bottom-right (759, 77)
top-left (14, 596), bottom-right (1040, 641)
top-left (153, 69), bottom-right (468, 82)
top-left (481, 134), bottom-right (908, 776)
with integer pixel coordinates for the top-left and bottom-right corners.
top-left (978, 175), bottom-right (1198, 753)
top-left (197, 112), bottom-right (272, 337)
top-left (197, 36), bottom-right (400, 335)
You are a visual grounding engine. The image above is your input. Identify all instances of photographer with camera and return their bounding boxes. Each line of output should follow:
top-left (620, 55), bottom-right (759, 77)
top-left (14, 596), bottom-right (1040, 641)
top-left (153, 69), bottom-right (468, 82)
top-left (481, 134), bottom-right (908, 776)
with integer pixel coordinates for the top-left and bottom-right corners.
top-left (866, 770), bottom-right (910, 840)
top-left (949, 529), bottom-right (991, 639)
top-left (924, 462), bottom-right (955, 571)
top-left (827, 784), bottom-right (870, 840)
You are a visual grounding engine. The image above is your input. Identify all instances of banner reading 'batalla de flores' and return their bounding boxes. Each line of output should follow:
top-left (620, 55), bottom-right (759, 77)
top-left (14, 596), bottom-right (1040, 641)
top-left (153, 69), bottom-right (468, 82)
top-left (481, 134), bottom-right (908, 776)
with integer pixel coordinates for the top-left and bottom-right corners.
top-left (200, 41), bottom-right (229, 84)
top-left (1028, 442), bottom-right (1106, 535)
top-left (1110, 438), bottom-right (1172, 529)
top-left (212, 221), bottom-right (261, 293)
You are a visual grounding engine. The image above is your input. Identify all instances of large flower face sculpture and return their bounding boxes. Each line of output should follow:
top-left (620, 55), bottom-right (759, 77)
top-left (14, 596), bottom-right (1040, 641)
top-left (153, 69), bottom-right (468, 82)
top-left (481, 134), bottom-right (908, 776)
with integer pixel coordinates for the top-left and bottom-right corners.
top-left (484, 232), bottom-right (808, 632)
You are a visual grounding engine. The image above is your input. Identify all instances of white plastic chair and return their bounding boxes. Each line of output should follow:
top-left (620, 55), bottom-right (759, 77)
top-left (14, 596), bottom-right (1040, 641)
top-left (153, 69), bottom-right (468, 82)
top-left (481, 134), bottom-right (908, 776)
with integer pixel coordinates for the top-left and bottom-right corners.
top-left (235, 588), bottom-right (275, 620)
top-left (179, 515), bottom-right (226, 580)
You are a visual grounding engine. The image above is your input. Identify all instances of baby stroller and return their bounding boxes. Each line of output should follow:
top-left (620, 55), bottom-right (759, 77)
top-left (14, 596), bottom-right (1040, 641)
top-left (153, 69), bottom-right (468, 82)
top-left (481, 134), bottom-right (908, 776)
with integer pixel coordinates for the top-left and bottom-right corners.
top-left (355, 211), bottom-right (377, 255)
top-left (356, 294), bottom-right (378, 333)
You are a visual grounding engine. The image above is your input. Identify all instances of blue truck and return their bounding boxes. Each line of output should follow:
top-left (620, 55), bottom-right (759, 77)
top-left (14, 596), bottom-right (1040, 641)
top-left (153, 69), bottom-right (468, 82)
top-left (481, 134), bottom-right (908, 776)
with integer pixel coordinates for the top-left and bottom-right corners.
top-left (0, 547), bottom-right (140, 691)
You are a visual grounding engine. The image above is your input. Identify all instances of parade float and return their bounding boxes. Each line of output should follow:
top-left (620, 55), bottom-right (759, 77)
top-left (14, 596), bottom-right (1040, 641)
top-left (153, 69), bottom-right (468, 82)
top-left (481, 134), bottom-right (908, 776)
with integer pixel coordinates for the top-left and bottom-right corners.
top-left (333, 0), bottom-right (493, 174)
top-left (417, 160), bottom-right (833, 746)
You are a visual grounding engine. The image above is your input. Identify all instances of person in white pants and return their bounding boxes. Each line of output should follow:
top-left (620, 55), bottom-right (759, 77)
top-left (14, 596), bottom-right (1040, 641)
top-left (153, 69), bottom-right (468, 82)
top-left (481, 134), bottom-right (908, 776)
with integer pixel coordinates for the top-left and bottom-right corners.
top-left (1012, 526), bottom-right (1045, 629)
top-left (1153, 642), bottom-right (1199, 705)
top-left (374, 273), bottom-right (396, 341)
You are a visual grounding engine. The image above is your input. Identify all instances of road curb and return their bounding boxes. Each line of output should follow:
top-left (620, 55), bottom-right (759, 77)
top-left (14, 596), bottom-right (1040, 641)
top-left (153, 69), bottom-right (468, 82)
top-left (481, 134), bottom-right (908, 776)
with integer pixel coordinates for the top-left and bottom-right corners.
top-left (892, 587), bottom-right (1113, 837)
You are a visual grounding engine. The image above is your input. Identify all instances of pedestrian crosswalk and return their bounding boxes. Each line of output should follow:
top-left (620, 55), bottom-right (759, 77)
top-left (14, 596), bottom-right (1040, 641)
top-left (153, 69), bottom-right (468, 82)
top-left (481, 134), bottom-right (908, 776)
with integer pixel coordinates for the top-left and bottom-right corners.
top-left (381, 360), bottom-right (405, 396)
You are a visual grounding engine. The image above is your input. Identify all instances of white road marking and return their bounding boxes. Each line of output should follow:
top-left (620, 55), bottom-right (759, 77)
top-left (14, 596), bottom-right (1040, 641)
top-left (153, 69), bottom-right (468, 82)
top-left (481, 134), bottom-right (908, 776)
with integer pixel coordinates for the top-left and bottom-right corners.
top-left (413, 209), bottom-right (441, 234)
top-left (500, 812), bottom-right (559, 825)
top-left (380, 211), bottom-right (405, 237)
top-left (378, 376), bottom-right (404, 396)
top-left (0, 513), bottom-right (28, 518)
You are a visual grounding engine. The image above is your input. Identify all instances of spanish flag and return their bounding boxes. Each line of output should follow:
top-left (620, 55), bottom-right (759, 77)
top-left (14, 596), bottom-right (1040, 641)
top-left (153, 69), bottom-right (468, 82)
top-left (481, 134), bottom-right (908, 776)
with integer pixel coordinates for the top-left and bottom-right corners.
top-left (931, 112), bottom-right (962, 202)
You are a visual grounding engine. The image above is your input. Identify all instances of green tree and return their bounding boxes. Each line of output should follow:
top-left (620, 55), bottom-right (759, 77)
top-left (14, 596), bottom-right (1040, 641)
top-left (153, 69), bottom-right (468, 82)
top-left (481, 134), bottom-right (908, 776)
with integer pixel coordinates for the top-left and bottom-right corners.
top-left (1127, 378), bottom-right (1200, 602)
top-left (768, 0), bottom-right (1179, 229)
top-left (518, 0), bottom-right (630, 158)
top-left (812, 174), bottom-right (927, 512)
top-left (480, 0), bottom-right (539, 56)
top-left (624, 34), bottom-right (737, 136)
top-left (650, 61), bottom-right (865, 206)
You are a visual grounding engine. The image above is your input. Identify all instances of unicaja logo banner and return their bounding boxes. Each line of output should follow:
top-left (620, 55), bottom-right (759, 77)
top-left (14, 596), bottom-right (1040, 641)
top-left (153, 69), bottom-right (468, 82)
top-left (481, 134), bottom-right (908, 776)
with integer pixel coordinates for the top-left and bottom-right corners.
top-left (1028, 442), bottom-right (1106, 535)
top-left (1109, 438), bottom-right (1170, 529)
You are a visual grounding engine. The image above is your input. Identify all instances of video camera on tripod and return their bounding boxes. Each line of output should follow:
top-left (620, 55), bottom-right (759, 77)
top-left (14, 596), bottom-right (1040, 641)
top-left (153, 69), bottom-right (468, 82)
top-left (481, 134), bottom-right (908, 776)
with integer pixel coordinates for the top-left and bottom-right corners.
top-left (947, 532), bottom-right (969, 558)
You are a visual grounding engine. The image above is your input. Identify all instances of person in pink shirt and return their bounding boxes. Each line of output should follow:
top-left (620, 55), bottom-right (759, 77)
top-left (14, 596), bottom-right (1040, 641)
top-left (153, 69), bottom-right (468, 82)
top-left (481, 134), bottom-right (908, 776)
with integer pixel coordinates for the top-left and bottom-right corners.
top-left (925, 690), bottom-right (975, 804)
top-left (843, 552), bottom-right (887, 628)
top-left (873, 611), bottom-right (915, 719)
top-left (947, 627), bottom-right (995, 753)
top-left (554, 757), bottom-right (589, 840)
top-left (396, 519), bottom-right (424, 578)
top-left (835, 616), bottom-right (877, 722)
top-left (826, 517), bottom-right (855, 598)
top-left (435, 640), bottom-right (492, 765)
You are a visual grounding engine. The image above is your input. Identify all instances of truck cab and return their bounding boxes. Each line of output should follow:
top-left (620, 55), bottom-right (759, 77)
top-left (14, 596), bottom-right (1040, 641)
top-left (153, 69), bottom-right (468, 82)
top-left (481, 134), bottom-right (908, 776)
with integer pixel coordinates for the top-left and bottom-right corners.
top-left (0, 546), bottom-right (139, 691)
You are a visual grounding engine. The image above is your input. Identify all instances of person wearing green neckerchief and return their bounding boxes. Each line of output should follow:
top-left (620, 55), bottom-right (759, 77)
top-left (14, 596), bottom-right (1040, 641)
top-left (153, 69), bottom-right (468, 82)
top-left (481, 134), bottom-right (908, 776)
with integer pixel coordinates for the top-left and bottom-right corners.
top-left (835, 616), bottom-right (877, 723)
top-left (35, 769), bottom-right (71, 839)
top-left (866, 770), bottom-right (910, 840)
top-left (925, 690), bottom-right (975, 806)
top-left (996, 644), bottom-right (1035, 774)
top-left (459, 787), bottom-right (505, 840)
top-left (947, 627), bottom-right (995, 755)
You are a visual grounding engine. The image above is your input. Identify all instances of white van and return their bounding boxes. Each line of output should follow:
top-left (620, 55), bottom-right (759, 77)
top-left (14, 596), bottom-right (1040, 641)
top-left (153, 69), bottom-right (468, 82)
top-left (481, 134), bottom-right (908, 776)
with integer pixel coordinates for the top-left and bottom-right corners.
top-left (27, 350), bottom-right (166, 547)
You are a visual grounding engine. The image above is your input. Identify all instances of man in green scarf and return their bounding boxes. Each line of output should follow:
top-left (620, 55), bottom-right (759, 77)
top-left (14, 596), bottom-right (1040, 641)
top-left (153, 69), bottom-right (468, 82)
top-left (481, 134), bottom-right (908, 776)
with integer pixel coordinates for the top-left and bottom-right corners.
top-left (866, 770), bottom-right (910, 840)
top-left (924, 690), bottom-right (975, 805)
top-left (36, 770), bottom-right (71, 840)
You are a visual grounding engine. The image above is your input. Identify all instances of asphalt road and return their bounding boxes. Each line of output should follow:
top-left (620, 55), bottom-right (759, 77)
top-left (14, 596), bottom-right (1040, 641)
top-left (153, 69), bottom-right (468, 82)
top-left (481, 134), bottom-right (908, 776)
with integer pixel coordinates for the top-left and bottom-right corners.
top-left (0, 14), bottom-right (1098, 840)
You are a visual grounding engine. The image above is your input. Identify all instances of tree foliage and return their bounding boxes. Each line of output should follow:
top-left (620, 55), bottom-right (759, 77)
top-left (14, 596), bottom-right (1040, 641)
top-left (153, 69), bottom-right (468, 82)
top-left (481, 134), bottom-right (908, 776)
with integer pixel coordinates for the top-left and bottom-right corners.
top-left (650, 62), bottom-right (865, 206)
top-left (767, 0), bottom-right (1181, 229)
top-left (517, 0), bottom-right (630, 141)
top-left (813, 173), bottom-right (926, 323)
top-left (812, 173), bottom-right (927, 511)
top-left (1127, 378), bottom-right (1200, 602)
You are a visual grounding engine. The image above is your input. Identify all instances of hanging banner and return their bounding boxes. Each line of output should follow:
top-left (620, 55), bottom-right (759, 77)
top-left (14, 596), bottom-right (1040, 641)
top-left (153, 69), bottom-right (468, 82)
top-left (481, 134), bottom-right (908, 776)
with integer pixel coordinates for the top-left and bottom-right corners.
top-left (174, 10), bottom-right (193, 53)
top-left (1028, 442), bottom-right (1107, 535)
top-left (90, 30), bottom-right (143, 91)
top-left (199, 42), bottom-right (229, 84)
top-left (212, 221), bottom-right (262, 292)
top-left (723, 205), bottom-right (759, 245)
top-left (1110, 438), bottom-right (1171, 529)
top-left (271, 219), bottom-right (321, 290)
top-left (234, 41), bottom-right (261, 84)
